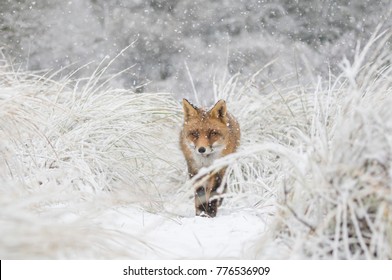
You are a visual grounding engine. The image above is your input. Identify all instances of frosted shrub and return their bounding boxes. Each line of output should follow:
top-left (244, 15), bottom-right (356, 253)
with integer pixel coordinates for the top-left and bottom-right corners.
top-left (256, 30), bottom-right (392, 259)
top-left (0, 59), bottom-right (182, 258)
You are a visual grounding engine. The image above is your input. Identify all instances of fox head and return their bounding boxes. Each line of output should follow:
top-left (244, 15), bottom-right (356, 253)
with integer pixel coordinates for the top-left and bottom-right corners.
top-left (182, 99), bottom-right (229, 157)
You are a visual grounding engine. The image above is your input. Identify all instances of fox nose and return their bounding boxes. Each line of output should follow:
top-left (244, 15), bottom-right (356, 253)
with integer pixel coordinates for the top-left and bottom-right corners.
top-left (198, 147), bottom-right (206, 154)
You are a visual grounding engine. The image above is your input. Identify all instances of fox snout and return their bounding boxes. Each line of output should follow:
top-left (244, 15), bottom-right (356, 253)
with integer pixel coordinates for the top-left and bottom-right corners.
top-left (192, 143), bottom-right (213, 155)
top-left (196, 145), bottom-right (215, 155)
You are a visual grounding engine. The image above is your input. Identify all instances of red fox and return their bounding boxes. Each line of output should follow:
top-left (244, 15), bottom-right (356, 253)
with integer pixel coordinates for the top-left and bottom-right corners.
top-left (180, 99), bottom-right (240, 217)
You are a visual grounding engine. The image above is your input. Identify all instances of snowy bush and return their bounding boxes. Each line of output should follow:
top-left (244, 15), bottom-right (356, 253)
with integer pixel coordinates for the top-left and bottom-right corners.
top-left (0, 57), bottom-right (183, 258)
top-left (253, 30), bottom-right (392, 259)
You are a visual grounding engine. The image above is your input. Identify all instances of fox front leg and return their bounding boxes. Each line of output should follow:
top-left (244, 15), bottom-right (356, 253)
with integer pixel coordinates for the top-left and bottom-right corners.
top-left (194, 174), bottom-right (224, 218)
top-left (195, 184), bottom-right (210, 217)
top-left (205, 174), bottom-right (224, 218)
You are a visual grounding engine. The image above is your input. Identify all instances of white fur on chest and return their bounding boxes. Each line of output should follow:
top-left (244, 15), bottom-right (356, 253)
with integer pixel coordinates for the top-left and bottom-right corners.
top-left (191, 150), bottom-right (221, 170)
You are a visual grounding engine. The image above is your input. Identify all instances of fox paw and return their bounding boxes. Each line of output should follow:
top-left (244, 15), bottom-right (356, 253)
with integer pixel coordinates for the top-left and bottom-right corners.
top-left (197, 211), bottom-right (211, 218)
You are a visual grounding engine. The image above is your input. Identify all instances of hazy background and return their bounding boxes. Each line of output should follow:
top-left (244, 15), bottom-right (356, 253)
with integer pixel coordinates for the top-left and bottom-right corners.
top-left (1, 0), bottom-right (391, 101)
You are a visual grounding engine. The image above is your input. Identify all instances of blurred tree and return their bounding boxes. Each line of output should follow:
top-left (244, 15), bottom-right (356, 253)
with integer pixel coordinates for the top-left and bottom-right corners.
top-left (0, 0), bottom-right (390, 94)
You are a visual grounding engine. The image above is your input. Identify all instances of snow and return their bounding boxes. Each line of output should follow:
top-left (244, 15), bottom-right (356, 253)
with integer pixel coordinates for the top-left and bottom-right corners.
top-left (1, 1), bottom-right (392, 260)
top-left (100, 207), bottom-right (269, 259)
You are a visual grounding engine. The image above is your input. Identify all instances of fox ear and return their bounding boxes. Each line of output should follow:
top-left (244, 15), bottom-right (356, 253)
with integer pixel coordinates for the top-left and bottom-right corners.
top-left (182, 99), bottom-right (198, 120)
top-left (209, 99), bottom-right (227, 121)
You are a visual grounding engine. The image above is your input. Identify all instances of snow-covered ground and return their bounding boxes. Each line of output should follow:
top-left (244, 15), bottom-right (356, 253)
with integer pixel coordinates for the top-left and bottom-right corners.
top-left (1, 30), bottom-right (391, 259)
top-left (100, 207), bottom-right (270, 259)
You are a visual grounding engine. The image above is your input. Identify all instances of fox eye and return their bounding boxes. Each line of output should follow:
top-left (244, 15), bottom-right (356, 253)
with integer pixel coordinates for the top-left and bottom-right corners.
top-left (190, 131), bottom-right (199, 138)
top-left (209, 130), bottom-right (219, 137)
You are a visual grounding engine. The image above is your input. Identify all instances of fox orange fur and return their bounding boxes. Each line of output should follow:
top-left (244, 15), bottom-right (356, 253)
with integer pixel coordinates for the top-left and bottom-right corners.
top-left (180, 99), bottom-right (240, 217)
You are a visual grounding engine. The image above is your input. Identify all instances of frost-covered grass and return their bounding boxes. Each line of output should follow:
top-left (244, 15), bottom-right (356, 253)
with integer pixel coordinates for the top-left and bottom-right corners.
top-left (1, 30), bottom-right (391, 259)
top-left (0, 59), bottom-right (183, 258)
top-left (245, 30), bottom-right (392, 259)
